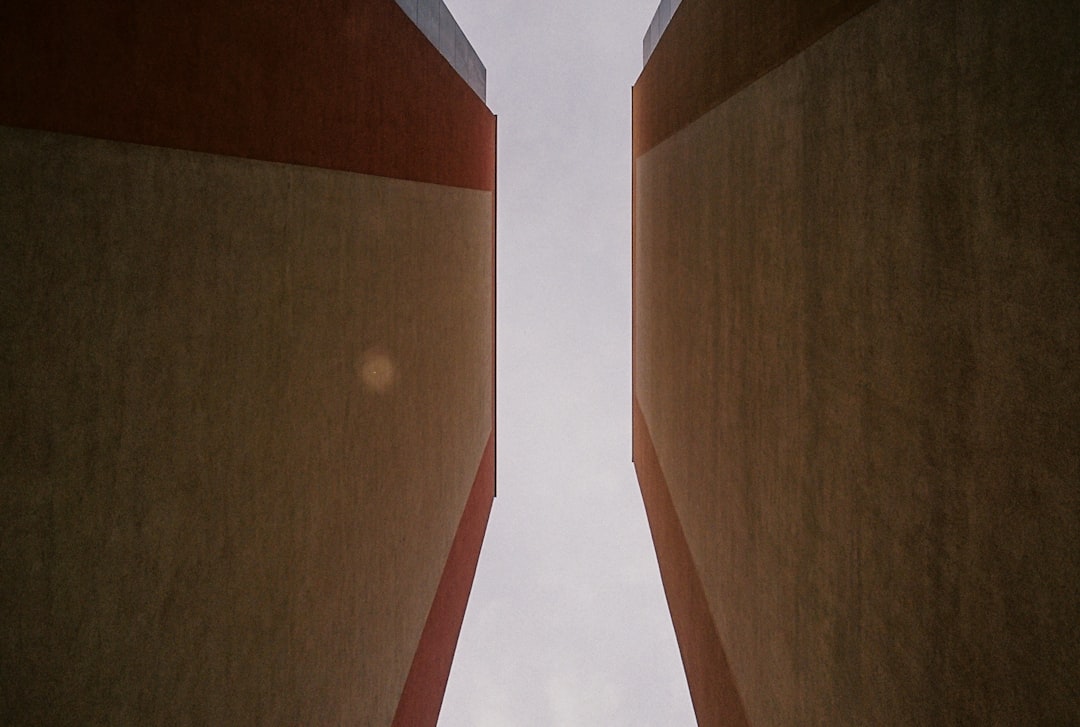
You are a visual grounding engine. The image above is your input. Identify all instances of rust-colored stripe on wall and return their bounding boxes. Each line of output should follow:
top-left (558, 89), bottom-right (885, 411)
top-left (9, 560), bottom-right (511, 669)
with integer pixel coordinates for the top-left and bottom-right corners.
top-left (0, 0), bottom-right (494, 191)
top-left (392, 433), bottom-right (495, 727)
top-left (633, 400), bottom-right (750, 727)
top-left (632, 0), bottom-right (875, 157)
top-left (491, 118), bottom-right (498, 495)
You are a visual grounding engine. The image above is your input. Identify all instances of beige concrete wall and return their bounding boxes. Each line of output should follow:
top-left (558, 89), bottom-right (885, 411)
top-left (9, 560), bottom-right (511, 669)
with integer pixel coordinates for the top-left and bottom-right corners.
top-left (1, 126), bottom-right (492, 725)
top-left (634, 0), bottom-right (1079, 722)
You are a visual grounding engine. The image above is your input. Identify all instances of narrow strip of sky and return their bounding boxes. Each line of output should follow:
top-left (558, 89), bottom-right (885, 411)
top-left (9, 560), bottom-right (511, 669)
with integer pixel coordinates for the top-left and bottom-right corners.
top-left (434, 1), bottom-right (696, 724)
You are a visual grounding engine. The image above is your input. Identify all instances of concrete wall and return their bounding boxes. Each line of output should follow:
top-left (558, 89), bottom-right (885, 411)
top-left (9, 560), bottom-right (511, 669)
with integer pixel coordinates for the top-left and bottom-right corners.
top-left (0, 1), bottom-right (495, 724)
top-left (633, 0), bottom-right (1079, 723)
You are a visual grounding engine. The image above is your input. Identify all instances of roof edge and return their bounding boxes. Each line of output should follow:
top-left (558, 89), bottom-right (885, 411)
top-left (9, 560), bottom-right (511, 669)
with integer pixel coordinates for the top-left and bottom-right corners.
top-left (643, 0), bottom-right (684, 64)
top-left (394, 0), bottom-right (487, 101)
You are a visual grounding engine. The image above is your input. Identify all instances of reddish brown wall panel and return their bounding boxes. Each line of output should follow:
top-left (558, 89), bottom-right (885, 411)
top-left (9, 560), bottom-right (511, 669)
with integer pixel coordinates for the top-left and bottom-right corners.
top-left (633, 0), bottom-right (874, 157)
top-left (393, 433), bottom-right (495, 727)
top-left (633, 402), bottom-right (749, 727)
top-left (0, 0), bottom-right (494, 190)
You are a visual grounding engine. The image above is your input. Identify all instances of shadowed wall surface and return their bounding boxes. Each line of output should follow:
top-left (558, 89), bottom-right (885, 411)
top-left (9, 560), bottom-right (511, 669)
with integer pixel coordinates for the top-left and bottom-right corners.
top-left (0, 127), bottom-right (493, 725)
top-left (633, 0), bottom-right (1079, 723)
top-left (0, 0), bottom-right (494, 190)
top-left (1, 1), bottom-right (495, 724)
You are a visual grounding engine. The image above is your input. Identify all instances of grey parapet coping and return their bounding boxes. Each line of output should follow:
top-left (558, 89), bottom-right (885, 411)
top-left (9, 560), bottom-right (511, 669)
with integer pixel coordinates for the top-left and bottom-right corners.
top-left (642, 0), bottom-right (683, 65)
top-left (394, 0), bottom-right (487, 101)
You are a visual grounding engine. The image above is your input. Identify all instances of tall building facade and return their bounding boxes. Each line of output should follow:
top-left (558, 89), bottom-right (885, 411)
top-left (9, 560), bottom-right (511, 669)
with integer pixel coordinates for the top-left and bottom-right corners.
top-left (633, 0), bottom-right (1078, 724)
top-left (0, 1), bottom-right (494, 724)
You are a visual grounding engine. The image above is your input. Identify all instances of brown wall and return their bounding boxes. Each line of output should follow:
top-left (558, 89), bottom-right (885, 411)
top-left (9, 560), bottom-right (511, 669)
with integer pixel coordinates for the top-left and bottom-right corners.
top-left (1, 1), bottom-right (495, 724)
top-left (0, 0), bottom-right (495, 190)
top-left (633, 0), bottom-right (1079, 723)
top-left (633, 0), bottom-right (873, 157)
top-left (0, 126), bottom-right (493, 725)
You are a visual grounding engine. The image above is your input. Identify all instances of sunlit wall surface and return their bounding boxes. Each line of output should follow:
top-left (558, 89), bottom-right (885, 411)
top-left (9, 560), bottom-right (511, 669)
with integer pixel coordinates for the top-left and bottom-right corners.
top-left (0, 2), bottom-right (494, 724)
top-left (633, 0), bottom-right (1079, 723)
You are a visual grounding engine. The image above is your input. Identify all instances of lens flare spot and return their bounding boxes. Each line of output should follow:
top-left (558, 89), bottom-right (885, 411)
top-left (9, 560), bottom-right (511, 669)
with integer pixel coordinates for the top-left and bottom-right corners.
top-left (359, 348), bottom-right (396, 393)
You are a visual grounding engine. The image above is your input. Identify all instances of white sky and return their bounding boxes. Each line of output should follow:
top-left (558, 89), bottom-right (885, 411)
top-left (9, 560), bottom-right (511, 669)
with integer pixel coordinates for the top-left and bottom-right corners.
top-left (435, 2), bottom-right (697, 724)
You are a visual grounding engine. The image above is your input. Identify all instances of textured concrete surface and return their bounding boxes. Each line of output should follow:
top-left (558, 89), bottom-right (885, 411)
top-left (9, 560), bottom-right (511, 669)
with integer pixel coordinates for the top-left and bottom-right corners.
top-left (633, 0), bottom-right (1079, 723)
top-left (0, 126), bottom-right (493, 725)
